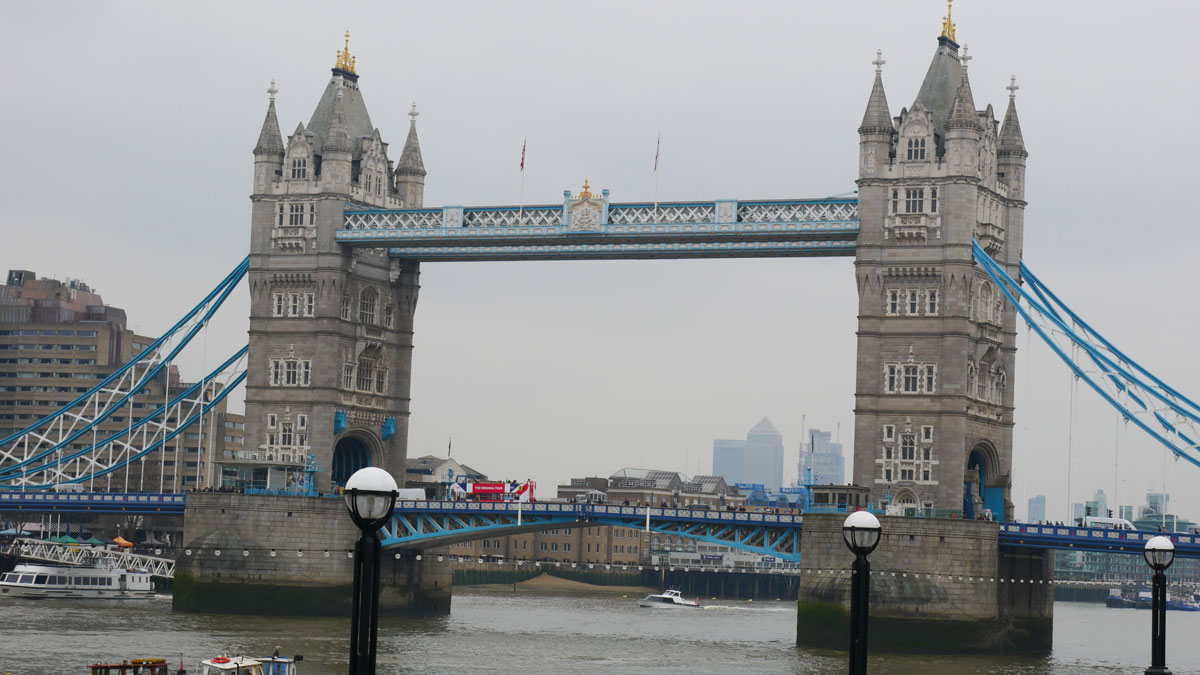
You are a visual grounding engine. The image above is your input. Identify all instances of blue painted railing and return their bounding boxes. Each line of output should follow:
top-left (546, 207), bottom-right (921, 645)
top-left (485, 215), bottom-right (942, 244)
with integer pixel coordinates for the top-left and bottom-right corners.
top-left (999, 523), bottom-right (1200, 558)
top-left (0, 491), bottom-right (186, 513)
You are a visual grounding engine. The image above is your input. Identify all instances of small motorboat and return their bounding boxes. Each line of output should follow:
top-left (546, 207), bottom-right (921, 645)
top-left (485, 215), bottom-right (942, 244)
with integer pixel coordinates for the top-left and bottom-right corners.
top-left (638, 589), bottom-right (700, 608)
top-left (198, 657), bottom-right (264, 675)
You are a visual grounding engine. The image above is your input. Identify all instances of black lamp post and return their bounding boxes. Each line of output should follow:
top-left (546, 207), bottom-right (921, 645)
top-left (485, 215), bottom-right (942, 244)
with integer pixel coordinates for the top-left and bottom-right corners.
top-left (843, 510), bottom-right (882, 675)
top-left (344, 467), bottom-right (399, 675)
top-left (1143, 535), bottom-right (1175, 675)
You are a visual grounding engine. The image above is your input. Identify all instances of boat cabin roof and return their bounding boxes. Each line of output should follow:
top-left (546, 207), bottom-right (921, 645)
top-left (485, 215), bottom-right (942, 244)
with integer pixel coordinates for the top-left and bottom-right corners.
top-left (201, 656), bottom-right (263, 673)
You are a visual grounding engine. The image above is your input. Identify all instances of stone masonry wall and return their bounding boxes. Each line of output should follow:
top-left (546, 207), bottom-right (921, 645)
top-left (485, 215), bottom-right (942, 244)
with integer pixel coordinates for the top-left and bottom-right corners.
top-left (796, 513), bottom-right (1051, 653)
top-left (173, 493), bottom-right (450, 616)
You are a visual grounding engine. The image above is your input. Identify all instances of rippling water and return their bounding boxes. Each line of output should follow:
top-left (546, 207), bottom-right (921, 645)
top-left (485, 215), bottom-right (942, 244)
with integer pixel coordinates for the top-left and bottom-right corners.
top-left (0, 590), bottom-right (1197, 674)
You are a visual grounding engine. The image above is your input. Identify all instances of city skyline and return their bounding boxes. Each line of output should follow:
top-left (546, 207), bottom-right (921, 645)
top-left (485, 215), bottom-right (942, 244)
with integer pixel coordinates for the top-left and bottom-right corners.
top-left (3, 2), bottom-right (1199, 522)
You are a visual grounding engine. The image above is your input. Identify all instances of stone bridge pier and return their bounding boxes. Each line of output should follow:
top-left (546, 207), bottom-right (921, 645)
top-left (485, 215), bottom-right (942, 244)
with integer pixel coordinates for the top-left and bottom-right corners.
top-left (795, 514), bottom-right (1052, 653)
top-left (173, 493), bottom-right (451, 615)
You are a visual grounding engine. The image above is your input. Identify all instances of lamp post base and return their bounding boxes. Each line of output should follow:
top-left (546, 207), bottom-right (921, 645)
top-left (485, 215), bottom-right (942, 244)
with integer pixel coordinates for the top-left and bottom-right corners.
top-left (1144, 668), bottom-right (1172, 675)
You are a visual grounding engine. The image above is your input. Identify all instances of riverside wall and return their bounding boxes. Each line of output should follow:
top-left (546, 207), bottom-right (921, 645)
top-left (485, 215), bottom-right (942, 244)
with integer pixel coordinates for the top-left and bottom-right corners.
top-left (796, 513), bottom-right (1052, 653)
top-left (173, 492), bottom-right (451, 616)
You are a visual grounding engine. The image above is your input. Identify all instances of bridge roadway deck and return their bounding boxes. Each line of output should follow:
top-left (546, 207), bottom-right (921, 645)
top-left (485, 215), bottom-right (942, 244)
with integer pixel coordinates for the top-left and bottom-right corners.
top-left (5, 492), bottom-right (1199, 560)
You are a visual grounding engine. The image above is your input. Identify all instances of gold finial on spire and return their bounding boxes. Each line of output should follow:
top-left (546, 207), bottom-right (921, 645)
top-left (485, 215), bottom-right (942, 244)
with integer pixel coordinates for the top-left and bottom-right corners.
top-left (335, 30), bottom-right (357, 74)
top-left (941, 0), bottom-right (957, 42)
top-left (579, 179), bottom-right (592, 200)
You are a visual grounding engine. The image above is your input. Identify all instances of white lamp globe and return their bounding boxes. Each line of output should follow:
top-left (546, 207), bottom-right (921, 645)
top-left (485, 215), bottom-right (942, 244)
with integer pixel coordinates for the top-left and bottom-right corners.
top-left (842, 510), bottom-right (882, 555)
top-left (345, 467), bottom-right (399, 521)
top-left (1144, 535), bottom-right (1176, 571)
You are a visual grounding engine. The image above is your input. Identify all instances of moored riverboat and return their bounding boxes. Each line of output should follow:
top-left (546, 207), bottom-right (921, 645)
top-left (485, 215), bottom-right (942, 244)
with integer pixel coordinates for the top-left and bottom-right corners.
top-left (0, 563), bottom-right (154, 599)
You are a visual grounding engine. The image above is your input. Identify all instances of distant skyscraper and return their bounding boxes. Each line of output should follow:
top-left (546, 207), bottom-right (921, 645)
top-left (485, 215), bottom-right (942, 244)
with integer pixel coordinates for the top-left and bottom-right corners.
top-left (743, 418), bottom-right (784, 492)
top-left (797, 428), bottom-right (845, 486)
top-left (1028, 495), bottom-right (1046, 523)
top-left (1092, 490), bottom-right (1109, 518)
top-left (711, 439), bottom-right (745, 486)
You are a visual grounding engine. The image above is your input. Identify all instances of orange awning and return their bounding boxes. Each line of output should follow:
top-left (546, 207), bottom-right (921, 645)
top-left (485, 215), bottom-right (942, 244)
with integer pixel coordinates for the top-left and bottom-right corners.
top-left (113, 536), bottom-right (133, 547)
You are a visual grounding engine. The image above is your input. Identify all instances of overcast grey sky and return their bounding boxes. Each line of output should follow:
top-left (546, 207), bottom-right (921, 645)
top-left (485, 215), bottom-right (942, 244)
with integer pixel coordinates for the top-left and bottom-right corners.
top-left (2, 1), bottom-right (1198, 523)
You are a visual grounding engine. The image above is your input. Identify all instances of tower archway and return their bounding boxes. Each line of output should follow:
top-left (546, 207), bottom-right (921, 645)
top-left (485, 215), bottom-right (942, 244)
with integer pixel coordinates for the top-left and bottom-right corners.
top-left (965, 441), bottom-right (1004, 520)
top-left (332, 434), bottom-right (376, 486)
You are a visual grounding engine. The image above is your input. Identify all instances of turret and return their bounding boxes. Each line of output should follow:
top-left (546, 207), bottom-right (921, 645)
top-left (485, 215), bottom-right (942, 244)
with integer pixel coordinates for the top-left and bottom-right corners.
top-left (394, 103), bottom-right (427, 207)
top-left (252, 80), bottom-right (285, 195)
top-left (998, 76), bottom-right (1028, 200)
top-left (321, 88), bottom-right (353, 194)
top-left (857, 51), bottom-right (895, 178)
top-left (943, 63), bottom-right (981, 176)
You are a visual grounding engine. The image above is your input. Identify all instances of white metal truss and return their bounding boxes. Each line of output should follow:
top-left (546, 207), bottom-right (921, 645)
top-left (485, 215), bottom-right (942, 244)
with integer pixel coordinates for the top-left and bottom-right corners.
top-left (463, 207), bottom-right (562, 228)
top-left (0, 260), bottom-right (247, 489)
top-left (7, 537), bottom-right (175, 578)
top-left (608, 204), bottom-right (715, 225)
top-left (737, 200), bottom-right (858, 224)
top-left (0, 350), bottom-right (247, 489)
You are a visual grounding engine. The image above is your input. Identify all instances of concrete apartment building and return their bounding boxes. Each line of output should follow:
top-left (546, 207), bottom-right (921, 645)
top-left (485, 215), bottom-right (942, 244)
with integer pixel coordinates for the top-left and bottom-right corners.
top-left (0, 269), bottom-right (243, 492)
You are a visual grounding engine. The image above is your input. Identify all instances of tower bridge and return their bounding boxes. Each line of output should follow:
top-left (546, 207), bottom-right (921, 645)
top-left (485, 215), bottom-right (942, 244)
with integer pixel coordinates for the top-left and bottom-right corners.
top-left (5, 9), bottom-right (1200, 653)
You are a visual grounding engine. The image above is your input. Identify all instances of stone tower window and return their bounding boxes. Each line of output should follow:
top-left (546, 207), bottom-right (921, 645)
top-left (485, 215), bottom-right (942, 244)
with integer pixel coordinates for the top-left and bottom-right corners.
top-left (906, 138), bottom-right (926, 161)
top-left (886, 289), bottom-right (900, 315)
top-left (907, 289), bottom-right (920, 315)
top-left (291, 158), bottom-right (307, 179)
top-left (902, 365), bottom-right (919, 393)
top-left (359, 288), bottom-right (378, 325)
top-left (340, 295), bottom-right (351, 320)
top-left (342, 364), bottom-right (354, 389)
top-left (930, 188), bottom-right (938, 213)
top-left (924, 365), bottom-right (936, 393)
top-left (926, 289), bottom-right (938, 316)
top-left (383, 304), bottom-right (394, 329)
top-left (891, 190), bottom-right (899, 214)
top-left (288, 203), bottom-right (305, 226)
top-left (356, 358), bottom-right (374, 392)
top-left (904, 189), bottom-right (925, 213)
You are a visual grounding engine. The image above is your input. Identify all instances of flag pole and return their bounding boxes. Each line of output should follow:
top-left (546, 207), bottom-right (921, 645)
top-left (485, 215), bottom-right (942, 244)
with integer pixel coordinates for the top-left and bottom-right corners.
top-left (653, 132), bottom-right (661, 222)
top-left (518, 138), bottom-right (527, 224)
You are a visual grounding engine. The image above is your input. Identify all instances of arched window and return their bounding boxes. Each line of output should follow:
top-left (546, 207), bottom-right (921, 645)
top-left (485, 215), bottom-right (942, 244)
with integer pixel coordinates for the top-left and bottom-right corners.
top-left (340, 295), bottom-right (351, 321)
top-left (357, 357), bottom-right (374, 392)
top-left (383, 304), bottom-right (394, 329)
top-left (359, 288), bottom-right (377, 325)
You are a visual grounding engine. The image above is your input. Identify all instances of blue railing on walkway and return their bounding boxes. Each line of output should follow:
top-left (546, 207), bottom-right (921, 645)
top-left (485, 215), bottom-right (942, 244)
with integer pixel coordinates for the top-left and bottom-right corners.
top-left (999, 523), bottom-right (1200, 558)
top-left (0, 491), bottom-right (186, 513)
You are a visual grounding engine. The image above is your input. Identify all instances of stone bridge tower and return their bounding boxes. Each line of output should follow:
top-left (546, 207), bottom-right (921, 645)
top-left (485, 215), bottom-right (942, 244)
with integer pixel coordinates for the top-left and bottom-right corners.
top-left (851, 15), bottom-right (1027, 519)
top-left (245, 35), bottom-right (424, 491)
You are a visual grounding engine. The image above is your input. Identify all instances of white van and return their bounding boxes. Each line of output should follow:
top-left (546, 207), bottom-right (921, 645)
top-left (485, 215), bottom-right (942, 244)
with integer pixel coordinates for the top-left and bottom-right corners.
top-left (1078, 516), bottom-right (1136, 531)
top-left (51, 483), bottom-right (84, 493)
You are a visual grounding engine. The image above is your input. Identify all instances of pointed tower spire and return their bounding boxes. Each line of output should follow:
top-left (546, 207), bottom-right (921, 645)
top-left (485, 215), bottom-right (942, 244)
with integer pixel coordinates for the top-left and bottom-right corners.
top-left (946, 66), bottom-right (979, 130)
top-left (397, 102), bottom-right (426, 176)
top-left (395, 102), bottom-right (427, 207)
top-left (858, 50), bottom-right (895, 135)
top-left (254, 79), bottom-right (285, 156)
top-left (323, 88), bottom-right (352, 154)
top-left (999, 76), bottom-right (1027, 156)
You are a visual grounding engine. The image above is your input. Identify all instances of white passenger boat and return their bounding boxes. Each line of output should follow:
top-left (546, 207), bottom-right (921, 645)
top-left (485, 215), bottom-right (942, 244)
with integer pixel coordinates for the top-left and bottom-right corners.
top-left (0, 563), bottom-right (154, 599)
top-left (638, 589), bottom-right (700, 608)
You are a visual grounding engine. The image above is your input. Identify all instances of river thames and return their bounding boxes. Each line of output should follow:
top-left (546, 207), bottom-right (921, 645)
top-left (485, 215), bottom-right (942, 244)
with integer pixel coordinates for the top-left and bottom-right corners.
top-left (1, 590), bottom-right (1197, 674)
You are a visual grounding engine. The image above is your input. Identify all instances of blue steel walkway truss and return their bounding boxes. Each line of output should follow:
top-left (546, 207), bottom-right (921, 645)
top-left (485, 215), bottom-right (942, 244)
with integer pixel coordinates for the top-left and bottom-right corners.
top-left (379, 501), bottom-right (802, 562)
top-left (338, 195), bottom-right (859, 261)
